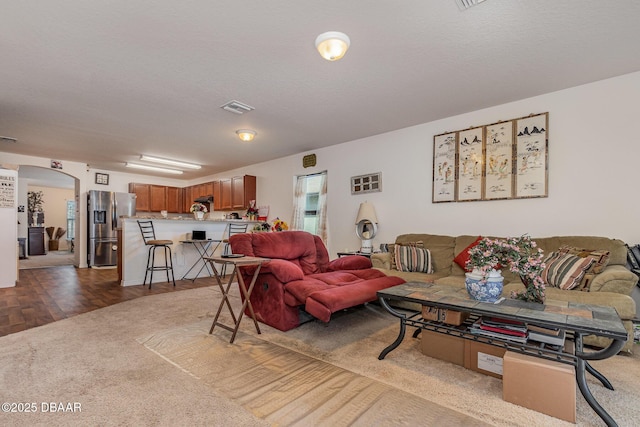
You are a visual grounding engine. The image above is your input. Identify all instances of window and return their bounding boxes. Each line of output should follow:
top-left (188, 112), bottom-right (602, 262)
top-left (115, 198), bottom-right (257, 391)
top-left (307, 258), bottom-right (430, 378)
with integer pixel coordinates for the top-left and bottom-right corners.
top-left (292, 171), bottom-right (327, 241)
top-left (66, 200), bottom-right (75, 241)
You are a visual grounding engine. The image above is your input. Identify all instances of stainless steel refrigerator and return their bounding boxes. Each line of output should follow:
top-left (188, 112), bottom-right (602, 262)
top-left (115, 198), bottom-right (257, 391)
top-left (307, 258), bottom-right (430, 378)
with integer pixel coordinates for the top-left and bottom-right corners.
top-left (87, 190), bottom-right (136, 267)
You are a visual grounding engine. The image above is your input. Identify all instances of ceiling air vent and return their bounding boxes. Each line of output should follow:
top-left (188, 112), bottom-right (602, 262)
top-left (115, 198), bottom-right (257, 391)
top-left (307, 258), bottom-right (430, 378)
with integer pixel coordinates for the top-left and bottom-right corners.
top-left (455, 0), bottom-right (486, 10)
top-left (220, 100), bottom-right (255, 115)
top-left (0, 136), bottom-right (17, 143)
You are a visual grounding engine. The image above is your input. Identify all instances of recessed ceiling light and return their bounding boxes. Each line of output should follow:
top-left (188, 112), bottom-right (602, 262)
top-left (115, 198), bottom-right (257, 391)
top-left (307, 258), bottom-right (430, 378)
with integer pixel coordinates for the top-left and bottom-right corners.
top-left (236, 129), bottom-right (257, 142)
top-left (139, 155), bottom-right (201, 170)
top-left (125, 163), bottom-right (183, 175)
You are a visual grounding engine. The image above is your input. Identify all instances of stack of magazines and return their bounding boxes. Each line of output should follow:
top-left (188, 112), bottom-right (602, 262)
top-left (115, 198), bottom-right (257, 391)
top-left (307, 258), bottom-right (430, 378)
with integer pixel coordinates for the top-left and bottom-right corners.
top-left (527, 324), bottom-right (566, 347)
top-left (469, 317), bottom-right (528, 344)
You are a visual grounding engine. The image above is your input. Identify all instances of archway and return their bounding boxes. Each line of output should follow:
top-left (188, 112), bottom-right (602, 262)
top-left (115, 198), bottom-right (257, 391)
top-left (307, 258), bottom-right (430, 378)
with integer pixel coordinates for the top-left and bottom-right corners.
top-left (17, 166), bottom-right (80, 269)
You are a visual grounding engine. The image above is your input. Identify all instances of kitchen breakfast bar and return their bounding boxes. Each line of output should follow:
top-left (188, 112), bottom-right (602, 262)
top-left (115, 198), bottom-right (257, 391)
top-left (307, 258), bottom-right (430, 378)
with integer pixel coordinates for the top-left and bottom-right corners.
top-left (119, 217), bottom-right (259, 286)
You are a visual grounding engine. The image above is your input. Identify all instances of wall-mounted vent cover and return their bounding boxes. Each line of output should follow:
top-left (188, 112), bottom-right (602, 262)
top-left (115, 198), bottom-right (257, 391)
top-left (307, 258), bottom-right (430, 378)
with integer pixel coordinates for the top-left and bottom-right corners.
top-left (455, 0), bottom-right (486, 10)
top-left (220, 100), bottom-right (255, 115)
top-left (0, 136), bottom-right (17, 143)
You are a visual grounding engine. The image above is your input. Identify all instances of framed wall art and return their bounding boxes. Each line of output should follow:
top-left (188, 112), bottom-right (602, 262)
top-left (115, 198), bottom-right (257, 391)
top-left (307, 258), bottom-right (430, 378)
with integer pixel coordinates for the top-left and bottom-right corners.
top-left (95, 172), bottom-right (109, 185)
top-left (484, 120), bottom-right (514, 200)
top-left (431, 111), bottom-right (549, 204)
top-left (514, 113), bottom-right (548, 198)
top-left (351, 172), bottom-right (381, 194)
top-left (457, 127), bottom-right (484, 201)
top-left (432, 132), bottom-right (457, 202)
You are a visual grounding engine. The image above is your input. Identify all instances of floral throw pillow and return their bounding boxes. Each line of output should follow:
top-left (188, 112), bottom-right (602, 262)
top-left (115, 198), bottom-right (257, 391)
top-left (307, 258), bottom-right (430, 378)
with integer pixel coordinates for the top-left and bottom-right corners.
top-left (541, 252), bottom-right (595, 290)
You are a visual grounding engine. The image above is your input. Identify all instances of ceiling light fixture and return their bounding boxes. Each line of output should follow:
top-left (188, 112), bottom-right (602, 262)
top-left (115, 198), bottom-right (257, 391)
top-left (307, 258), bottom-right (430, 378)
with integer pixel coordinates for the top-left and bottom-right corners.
top-left (315, 31), bottom-right (350, 61)
top-left (125, 163), bottom-right (183, 175)
top-left (236, 129), bottom-right (257, 142)
top-left (139, 155), bottom-right (201, 170)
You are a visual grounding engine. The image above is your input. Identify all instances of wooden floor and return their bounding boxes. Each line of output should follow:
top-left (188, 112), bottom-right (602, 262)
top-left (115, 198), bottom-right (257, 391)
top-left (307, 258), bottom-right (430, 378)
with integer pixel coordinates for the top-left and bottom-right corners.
top-left (0, 266), bottom-right (214, 337)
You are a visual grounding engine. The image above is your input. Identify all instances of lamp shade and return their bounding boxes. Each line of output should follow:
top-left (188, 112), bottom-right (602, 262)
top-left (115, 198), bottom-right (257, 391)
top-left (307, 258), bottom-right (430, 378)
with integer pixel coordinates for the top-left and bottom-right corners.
top-left (355, 202), bottom-right (378, 224)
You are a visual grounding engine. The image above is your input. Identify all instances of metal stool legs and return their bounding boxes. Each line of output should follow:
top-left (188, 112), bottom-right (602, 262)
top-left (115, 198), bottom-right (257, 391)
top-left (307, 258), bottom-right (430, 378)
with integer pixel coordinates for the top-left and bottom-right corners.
top-left (143, 244), bottom-right (176, 289)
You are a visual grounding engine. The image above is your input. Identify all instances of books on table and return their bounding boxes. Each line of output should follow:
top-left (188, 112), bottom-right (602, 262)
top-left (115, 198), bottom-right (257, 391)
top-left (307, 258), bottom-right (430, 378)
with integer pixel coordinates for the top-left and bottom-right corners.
top-left (469, 317), bottom-right (566, 347)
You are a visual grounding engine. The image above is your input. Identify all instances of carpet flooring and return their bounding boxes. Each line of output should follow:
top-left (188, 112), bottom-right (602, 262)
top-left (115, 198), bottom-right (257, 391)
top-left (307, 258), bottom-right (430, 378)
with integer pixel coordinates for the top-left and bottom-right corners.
top-left (140, 321), bottom-right (488, 426)
top-left (0, 285), bottom-right (638, 426)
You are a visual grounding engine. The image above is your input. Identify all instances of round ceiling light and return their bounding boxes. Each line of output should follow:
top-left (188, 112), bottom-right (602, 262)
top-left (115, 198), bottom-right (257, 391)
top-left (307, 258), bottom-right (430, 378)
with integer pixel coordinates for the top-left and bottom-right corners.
top-left (315, 31), bottom-right (350, 61)
top-left (236, 129), bottom-right (257, 142)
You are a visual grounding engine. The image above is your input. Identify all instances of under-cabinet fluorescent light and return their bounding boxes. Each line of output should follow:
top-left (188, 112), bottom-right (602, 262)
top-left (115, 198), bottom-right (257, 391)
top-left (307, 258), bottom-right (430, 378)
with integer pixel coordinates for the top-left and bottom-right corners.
top-left (125, 163), bottom-right (183, 175)
top-left (139, 155), bottom-right (201, 170)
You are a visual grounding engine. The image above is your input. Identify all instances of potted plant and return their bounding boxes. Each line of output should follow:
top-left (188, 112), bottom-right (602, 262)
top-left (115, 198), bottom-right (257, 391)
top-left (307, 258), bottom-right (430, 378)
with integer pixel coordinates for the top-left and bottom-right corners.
top-left (466, 235), bottom-right (546, 303)
top-left (190, 202), bottom-right (208, 220)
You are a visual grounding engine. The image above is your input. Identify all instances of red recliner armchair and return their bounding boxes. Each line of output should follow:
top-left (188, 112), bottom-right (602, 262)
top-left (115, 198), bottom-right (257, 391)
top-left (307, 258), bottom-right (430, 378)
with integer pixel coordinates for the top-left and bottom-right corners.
top-left (229, 230), bottom-right (405, 331)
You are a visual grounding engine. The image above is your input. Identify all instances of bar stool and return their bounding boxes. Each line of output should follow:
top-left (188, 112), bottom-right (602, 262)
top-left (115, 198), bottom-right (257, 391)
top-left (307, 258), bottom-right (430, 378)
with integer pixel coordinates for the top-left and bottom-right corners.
top-left (220, 223), bottom-right (249, 275)
top-left (137, 220), bottom-right (175, 289)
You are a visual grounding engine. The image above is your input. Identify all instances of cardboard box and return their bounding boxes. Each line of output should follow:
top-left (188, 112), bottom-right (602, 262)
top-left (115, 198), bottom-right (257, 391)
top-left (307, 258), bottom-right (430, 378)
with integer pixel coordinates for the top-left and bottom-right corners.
top-left (421, 306), bottom-right (470, 326)
top-left (464, 340), bottom-right (506, 379)
top-left (420, 329), bottom-right (465, 366)
top-left (503, 351), bottom-right (576, 423)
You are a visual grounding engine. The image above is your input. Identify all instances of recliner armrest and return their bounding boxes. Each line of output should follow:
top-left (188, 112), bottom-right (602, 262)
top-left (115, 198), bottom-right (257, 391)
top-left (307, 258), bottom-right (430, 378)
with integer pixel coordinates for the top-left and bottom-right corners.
top-left (249, 259), bottom-right (304, 283)
top-left (328, 255), bottom-right (372, 271)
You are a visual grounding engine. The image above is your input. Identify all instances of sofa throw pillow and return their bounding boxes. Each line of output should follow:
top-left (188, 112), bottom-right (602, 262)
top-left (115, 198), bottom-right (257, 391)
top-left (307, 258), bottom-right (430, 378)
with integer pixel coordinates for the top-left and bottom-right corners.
top-left (394, 245), bottom-right (433, 273)
top-left (557, 246), bottom-right (610, 274)
top-left (541, 252), bottom-right (596, 290)
top-left (389, 241), bottom-right (424, 271)
top-left (453, 236), bottom-right (483, 271)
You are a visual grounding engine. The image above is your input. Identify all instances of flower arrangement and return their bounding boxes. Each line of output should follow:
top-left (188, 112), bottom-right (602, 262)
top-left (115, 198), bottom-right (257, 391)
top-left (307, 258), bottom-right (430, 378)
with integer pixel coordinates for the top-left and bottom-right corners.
top-left (272, 217), bottom-right (288, 232)
top-left (190, 202), bottom-right (208, 213)
top-left (246, 200), bottom-right (259, 218)
top-left (466, 235), bottom-right (546, 303)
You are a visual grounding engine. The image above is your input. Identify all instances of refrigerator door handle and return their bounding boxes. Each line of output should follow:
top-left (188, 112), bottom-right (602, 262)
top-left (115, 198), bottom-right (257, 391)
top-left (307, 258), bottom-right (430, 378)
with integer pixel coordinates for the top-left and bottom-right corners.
top-left (112, 199), bottom-right (118, 231)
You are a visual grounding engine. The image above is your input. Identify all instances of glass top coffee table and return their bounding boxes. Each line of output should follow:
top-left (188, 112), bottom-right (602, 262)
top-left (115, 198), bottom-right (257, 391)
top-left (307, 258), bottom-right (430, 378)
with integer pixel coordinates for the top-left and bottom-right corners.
top-left (377, 282), bottom-right (628, 427)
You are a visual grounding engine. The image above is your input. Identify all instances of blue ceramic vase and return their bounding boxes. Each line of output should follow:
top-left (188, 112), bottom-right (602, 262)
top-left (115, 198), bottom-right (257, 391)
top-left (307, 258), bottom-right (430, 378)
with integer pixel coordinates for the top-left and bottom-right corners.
top-left (465, 269), bottom-right (504, 303)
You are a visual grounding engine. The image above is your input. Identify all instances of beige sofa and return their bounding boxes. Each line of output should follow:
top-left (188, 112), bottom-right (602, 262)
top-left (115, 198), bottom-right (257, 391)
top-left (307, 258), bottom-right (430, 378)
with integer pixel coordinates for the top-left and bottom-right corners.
top-left (372, 233), bottom-right (638, 353)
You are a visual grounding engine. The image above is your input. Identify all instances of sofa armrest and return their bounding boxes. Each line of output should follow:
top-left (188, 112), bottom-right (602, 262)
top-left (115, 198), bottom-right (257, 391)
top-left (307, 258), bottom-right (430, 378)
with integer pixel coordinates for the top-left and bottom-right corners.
top-left (242, 259), bottom-right (304, 283)
top-left (371, 253), bottom-right (391, 269)
top-left (328, 255), bottom-right (372, 271)
top-left (588, 265), bottom-right (638, 295)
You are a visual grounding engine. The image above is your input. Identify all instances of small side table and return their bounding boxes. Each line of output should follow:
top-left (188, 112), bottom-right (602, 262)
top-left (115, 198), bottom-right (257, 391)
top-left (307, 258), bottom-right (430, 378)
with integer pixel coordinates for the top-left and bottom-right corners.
top-left (180, 239), bottom-right (222, 280)
top-left (336, 251), bottom-right (373, 258)
top-left (204, 255), bottom-right (270, 343)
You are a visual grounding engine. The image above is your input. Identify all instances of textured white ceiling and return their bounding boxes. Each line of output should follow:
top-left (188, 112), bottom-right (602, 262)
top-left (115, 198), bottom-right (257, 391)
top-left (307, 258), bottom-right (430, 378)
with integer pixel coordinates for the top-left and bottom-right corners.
top-left (1, 1), bottom-right (639, 179)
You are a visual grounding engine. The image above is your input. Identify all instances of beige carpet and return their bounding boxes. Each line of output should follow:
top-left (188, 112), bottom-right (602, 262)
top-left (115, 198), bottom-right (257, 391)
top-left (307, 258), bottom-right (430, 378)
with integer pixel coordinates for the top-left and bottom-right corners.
top-left (140, 321), bottom-right (487, 426)
top-left (0, 285), bottom-right (638, 426)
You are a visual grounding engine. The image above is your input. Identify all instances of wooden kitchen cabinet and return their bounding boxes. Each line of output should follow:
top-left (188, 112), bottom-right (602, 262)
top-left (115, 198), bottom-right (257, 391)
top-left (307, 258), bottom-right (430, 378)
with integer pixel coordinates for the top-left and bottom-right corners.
top-left (212, 180), bottom-right (221, 211)
top-left (220, 179), bottom-right (232, 210)
top-left (182, 186), bottom-right (193, 213)
top-left (129, 183), bottom-right (150, 212)
top-left (166, 186), bottom-right (181, 213)
top-left (150, 185), bottom-right (167, 212)
top-left (232, 175), bottom-right (256, 209)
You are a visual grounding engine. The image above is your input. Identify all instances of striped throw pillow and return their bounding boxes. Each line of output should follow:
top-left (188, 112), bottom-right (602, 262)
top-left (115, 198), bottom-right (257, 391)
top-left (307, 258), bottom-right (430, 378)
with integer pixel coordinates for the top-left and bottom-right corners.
top-left (541, 252), bottom-right (595, 290)
top-left (394, 245), bottom-right (433, 273)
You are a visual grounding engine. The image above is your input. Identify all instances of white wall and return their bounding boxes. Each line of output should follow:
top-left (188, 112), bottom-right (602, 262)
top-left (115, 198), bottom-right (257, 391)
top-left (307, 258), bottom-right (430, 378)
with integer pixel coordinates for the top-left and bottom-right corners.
top-left (2, 71), bottom-right (639, 280)
top-left (0, 168), bottom-right (18, 287)
top-left (201, 71), bottom-right (640, 258)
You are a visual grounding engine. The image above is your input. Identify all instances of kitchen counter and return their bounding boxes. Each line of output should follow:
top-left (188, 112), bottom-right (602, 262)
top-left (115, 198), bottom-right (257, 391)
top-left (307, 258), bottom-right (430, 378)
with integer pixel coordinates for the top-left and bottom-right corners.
top-left (119, 217), bottom-right (260, 286)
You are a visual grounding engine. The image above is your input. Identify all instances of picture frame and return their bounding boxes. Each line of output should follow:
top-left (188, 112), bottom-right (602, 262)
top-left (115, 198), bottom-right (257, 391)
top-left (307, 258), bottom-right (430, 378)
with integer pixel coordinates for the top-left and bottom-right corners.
top-left (95, 172), bottom-right (109, 185)
top-left (484, 120), bottom-right (515, 200)
top-left (514, 113), bottom-right (548, 198)
top-left (351, 172), bottom-right (381, 194)
top-left (432, 132), bottom-right (457, 202)
top-left (456, 127), bottom-right (484, 202)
